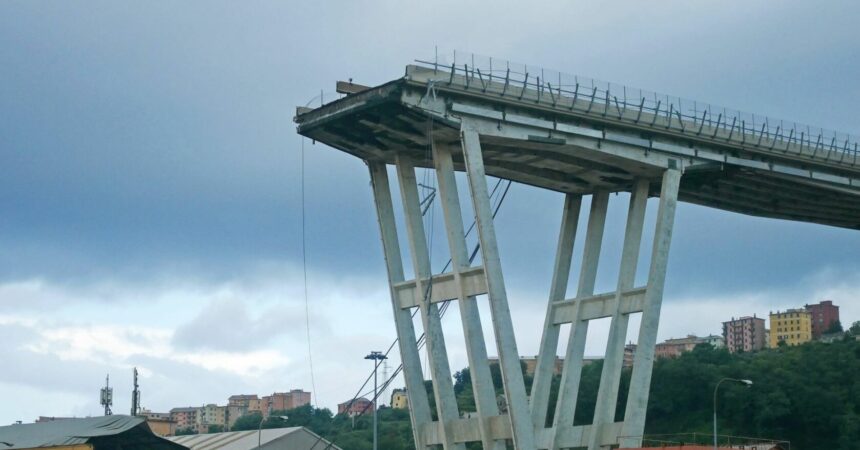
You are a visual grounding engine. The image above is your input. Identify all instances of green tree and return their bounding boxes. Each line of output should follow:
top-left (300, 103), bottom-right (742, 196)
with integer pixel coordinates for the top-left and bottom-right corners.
top-left (825, 320), bottom-right (843, 334)
top-left (230, 412), bottom-right (264, 431)
top-left (222, 340), bottom-right (860, 450)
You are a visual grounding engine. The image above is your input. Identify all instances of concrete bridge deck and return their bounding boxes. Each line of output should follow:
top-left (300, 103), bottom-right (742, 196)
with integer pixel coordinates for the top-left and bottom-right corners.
top-left (296, 63), bottom-right (860, 229)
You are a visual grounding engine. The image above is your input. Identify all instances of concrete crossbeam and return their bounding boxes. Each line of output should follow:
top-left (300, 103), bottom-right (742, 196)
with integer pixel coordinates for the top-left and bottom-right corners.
top-left (551, 287), bottom-right (647, 324)
top-left (393, 266), bottom-right (488, 309)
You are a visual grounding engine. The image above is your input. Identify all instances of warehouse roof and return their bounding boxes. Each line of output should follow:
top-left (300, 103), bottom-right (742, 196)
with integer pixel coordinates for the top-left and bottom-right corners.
top-left (167, 427), bottom-right (341, 450)
top-left (0, 415), bottom-right (186, 450)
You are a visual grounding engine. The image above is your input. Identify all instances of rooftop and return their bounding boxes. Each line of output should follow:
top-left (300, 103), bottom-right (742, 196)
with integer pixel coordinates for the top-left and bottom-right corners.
top-left (168, 427), bottom-right (340, 450)
top-left (0, 415), bottom-right (185, 450)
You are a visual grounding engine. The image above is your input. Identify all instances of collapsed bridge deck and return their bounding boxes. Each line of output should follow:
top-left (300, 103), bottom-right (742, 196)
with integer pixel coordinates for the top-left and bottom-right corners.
top-left (296, 63), bottom-right (860, 229)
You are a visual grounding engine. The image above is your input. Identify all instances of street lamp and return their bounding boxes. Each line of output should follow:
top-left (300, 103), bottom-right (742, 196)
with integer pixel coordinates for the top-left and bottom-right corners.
top-left (713, 378), bottom-right (752, 450)
top-left (258, 415), bottom-right (288, 450)
top-left (365, 351), bottom-right (387, 450)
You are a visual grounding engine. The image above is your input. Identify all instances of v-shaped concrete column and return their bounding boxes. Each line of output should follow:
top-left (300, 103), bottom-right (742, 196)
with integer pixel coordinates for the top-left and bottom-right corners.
top-left (395, 155), bottom-right (466, 450)
top-left (461, 125), bottom-right (537, 450)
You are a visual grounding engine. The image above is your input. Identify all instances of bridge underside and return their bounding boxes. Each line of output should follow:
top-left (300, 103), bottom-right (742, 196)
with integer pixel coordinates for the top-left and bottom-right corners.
top-left (296, 65), bottom-right (860, 450)
top-left (299, 68), bottom-right (860, 229)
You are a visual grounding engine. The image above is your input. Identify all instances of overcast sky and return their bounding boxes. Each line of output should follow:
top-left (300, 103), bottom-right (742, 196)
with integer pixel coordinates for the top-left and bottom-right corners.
top-left (1, 1), bottom-right (859, 424)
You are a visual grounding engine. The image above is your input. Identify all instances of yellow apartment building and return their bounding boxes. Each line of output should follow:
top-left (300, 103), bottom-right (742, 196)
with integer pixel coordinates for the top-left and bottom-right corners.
top-left (390, 388), bottom-right (409, 410)
top-left (769, 308), bottom-right (812, 347)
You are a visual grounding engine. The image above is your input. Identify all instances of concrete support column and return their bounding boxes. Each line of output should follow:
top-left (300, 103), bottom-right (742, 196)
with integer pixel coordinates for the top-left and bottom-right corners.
top-left (367, 162), bottom-right (433, 449)
top-left (588, 179), bottom-right (649, 450)
top-left (395, 156), bottom-right (466, 450)
top-left (530, 194), bottom-right (582, 429)
top-left (550, 190), bottom-right (609, 449)
top-left (432, 140), bottom-right (504, 450)
top-left (619, 169), bottom-right (681, 448)
top-left (461, 125), bottom-right (537, 450)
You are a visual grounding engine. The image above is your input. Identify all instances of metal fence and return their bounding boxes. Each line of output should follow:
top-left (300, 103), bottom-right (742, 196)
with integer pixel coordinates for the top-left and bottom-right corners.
top-left (415, 49), bottom-right (859, 167)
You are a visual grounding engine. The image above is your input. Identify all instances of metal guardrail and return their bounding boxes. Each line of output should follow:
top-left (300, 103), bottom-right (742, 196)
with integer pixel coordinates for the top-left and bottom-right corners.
top-left (415, 50), bottom-right (859, 167)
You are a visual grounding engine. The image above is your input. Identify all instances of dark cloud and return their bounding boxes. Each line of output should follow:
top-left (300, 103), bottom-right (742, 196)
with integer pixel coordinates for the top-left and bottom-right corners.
top-left (0, 1), bottom-right (857, 293)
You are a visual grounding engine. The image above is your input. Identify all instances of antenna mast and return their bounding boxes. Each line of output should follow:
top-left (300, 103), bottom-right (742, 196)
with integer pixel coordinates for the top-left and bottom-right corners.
top-left (100, 374), bottom-right (113, 416)
top-left (130, 367), bottom-right (140, 416)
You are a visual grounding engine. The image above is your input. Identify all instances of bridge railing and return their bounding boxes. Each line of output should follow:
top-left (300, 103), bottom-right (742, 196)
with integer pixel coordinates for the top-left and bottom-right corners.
top-left (415, 50), bottom-right (859, 167)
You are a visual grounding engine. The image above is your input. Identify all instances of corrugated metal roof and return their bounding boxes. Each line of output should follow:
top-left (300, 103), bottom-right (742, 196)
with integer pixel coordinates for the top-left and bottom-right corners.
top-left (0, 415), bottom-right (186, 450)
top-left (167, 427), bottom-right (338, 450)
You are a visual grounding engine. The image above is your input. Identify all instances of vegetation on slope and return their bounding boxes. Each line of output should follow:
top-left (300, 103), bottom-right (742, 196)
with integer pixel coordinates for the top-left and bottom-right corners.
top-left (237, 329), bottom-right (860, 450)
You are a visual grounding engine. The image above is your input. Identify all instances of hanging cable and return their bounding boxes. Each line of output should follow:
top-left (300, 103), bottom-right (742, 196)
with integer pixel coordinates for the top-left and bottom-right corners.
top-left (301, 137), bottom-right (318, 406)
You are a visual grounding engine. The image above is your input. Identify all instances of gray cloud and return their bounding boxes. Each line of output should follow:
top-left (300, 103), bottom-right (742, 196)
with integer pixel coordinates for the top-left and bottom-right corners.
top-left (171, 297), bottom-right (311, 352)
top-left (1, 0), bottom-right (859, 424)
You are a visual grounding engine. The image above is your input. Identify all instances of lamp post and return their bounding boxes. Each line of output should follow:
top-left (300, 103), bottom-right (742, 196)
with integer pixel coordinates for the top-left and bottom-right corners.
top-left (365, 351), bottom-right (387, 450)
top-left (258, 415), bottom-right (288, 449)
top-left (713, 378), bottom-right (752, 450)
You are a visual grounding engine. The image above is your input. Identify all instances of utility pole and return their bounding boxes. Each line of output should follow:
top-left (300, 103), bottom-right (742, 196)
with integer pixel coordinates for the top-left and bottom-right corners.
top-left (130, 367), bottom-right (140, 416)
top-left (364, 351), bottom-right (387, 450)
top-left (100, 374), bottom-right (113, 416)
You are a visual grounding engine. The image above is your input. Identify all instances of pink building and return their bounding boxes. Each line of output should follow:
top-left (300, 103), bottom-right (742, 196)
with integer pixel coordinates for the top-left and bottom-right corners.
top-left (722, 315), bottom-right (766, 353)
top-left (338, 398), bottom-right (374, 416)
top-left (169, 407), bottom-right (199, 431)
top-left (655, 335), bottom-right (700, 359)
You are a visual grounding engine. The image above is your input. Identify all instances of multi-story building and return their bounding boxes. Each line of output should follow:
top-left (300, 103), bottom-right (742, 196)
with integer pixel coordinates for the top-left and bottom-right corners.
top-left (169, 407), bottom-right (199, 432)
top-left (390, 389), bottom-right (409, 410)
top-left (140, 409), bottom-right (171, 421)
top-left (199, 404), bottom-right (227, 432)
top-left (654, 334), bottom-right (726, 359)
top-left (248, 397), bottom-right (269, 417)
top-left (722, 315), bottom-right (767, 353)
top-left (698, 334), bottom-right (725, 348)
top-left (228, 394), bottom-right (258, 407)
top-left (338, 398), bottom-right (374, 416)
top-left (655, 335), bottom-right (700, 359)
top-left (805, 300), bottom-right (840, 339)
top-left (266, 390), bottom-right (312, 412)
top-left (140, 409), bottom-right (176, 436)
top-left (770, 308), bottom-right (812, 347)
top-left (623, 343), bottom-right (637, 368)
top-left (226, 394), bottom-right (258, 429)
